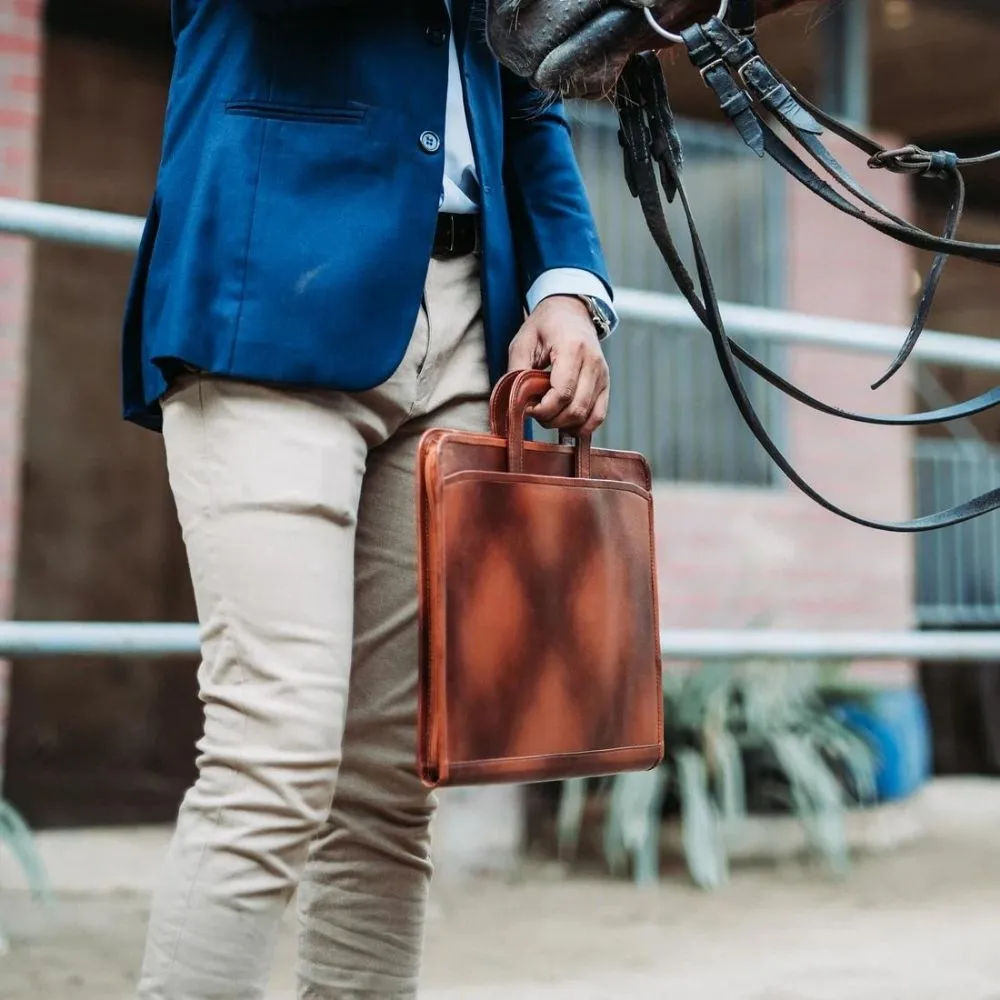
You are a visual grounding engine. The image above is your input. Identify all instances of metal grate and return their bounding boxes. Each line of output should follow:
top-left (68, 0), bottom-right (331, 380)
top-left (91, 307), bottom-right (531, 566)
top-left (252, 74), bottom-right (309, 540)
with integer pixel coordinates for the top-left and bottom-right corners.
top-left (564, 101), bottom-right (787, 486)
top-left (915, 438), bottom-right (1000, 626)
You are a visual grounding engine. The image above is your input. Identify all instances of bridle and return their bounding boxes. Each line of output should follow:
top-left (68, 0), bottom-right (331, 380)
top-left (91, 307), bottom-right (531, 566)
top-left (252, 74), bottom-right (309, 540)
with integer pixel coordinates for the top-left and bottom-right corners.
top-left (613, 0), bottom-right (1000, 532)
top-left (643, 0), bottom-right (733, 44)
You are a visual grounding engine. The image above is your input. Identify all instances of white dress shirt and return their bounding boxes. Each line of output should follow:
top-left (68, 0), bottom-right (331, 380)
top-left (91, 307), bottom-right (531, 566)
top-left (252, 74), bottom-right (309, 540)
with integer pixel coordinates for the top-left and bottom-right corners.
top-left (439, 0), bottom-right (618, 331)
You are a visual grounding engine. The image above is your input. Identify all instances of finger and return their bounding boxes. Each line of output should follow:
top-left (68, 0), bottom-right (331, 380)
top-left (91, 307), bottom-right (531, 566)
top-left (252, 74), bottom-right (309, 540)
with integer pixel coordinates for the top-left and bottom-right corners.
top-left (507, 326), bottom-right (542, 373)
top-left (537, 347), bottom-right (605, 431)
top-left (580, 385), bottom-right (610, 437)
top-left (549, 358), bottom-right (601, 432)
top-left (530, 344), bottom-right (586, 426)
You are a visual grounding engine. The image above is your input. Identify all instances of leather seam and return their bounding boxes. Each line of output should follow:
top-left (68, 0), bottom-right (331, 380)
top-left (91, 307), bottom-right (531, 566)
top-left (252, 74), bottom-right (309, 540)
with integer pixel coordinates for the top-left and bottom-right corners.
top-left (447, 745), bottom-right (662, 767)
top-left (424, 428), bottom-right (649, 465)
top-left (441, 470), bottom-right (651, 499)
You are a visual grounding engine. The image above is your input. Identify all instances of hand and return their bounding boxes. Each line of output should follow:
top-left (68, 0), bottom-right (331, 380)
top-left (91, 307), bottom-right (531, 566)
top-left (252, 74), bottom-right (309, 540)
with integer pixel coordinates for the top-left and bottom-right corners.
top-left (506, 296), bottom-right (611, 436)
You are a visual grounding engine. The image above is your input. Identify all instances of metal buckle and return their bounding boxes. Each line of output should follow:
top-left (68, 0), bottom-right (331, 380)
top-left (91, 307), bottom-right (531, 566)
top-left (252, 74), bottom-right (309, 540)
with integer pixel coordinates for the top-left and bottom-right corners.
top-left (736, 53), bottom-right (764, 88)
top-left (698, 57), bottom-right (725, 86)
top-left (738, 54), bottom-right (784, 103)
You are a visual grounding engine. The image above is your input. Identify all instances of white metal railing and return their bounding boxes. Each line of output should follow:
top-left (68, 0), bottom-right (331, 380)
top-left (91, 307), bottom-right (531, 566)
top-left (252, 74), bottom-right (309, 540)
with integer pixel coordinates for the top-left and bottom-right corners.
top-left (0, 196), bottom-right (143, 252)
top-left (3, 195), bottom-right (1000, 661)
top-left (2, 622), bottom-right (1000, 662)
top-left (2, 194), bottom-right (1000, 369)
top-left (616, 287), bottom-right (1000, 373)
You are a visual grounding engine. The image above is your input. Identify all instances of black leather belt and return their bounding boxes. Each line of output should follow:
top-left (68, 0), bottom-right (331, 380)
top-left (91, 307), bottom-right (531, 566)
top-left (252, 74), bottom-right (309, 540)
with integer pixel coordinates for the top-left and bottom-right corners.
top-left (432, 213), bottom-right (480, 259)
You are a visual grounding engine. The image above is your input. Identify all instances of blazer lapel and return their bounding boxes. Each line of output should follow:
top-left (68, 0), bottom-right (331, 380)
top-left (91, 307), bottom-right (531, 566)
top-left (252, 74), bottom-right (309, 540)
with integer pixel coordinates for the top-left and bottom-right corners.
top-left (448, 0), bottom-right (471, 59)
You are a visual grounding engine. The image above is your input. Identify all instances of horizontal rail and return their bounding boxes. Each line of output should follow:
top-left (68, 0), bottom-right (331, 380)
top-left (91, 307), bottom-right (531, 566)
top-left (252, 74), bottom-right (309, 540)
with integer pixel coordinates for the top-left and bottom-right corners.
top-left (0, 623), bottom-right (200, 657)
top-left (3, 623), bottom-right (1000, 661)
top-left (0, 196), bottom-right (145, 253)
top-left (615, 288), bottom-right (1000, 373)
top-left (2, 196), bottom-right (1000, 371)
top-left (659, 629), bottom-right (1000, 661)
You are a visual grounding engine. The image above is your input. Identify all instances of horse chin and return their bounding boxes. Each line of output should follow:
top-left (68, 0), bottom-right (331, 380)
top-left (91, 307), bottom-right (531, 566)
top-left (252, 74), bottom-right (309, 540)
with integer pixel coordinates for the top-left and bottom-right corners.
top-left (533, 8), bottom-right (650, 99)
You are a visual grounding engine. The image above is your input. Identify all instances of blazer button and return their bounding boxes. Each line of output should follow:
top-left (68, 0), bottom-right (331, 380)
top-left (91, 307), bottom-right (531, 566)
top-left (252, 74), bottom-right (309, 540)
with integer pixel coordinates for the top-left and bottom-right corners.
top-left (425, 25), bottom-right (447, 46)
top-left (419, 130), bottom-right (441, 154)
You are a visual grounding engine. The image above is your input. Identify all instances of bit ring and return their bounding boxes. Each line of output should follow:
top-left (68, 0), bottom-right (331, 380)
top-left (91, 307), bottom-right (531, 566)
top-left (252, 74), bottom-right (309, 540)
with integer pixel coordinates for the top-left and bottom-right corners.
top-left (643, 0), bottom-right (731, 45)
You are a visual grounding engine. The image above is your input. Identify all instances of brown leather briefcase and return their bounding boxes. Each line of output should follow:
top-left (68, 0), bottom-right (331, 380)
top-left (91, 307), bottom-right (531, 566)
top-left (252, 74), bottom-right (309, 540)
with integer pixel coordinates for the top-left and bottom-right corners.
top-left (416, 368), bottom-right (664, 789)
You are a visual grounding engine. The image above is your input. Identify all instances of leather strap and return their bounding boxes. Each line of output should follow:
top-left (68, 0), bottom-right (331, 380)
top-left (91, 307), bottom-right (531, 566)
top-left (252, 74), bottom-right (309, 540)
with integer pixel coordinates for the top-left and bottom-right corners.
top-left (683, 26), bottom-right (764, 154)
top-left (488, 370), bottom-right (522, 437)
top-left (614, 51), bottom-right (1000, 532)
top-left (726, 0), bottom-right (756, 34)
top-left (686, 17), bottom-right (1000, 389)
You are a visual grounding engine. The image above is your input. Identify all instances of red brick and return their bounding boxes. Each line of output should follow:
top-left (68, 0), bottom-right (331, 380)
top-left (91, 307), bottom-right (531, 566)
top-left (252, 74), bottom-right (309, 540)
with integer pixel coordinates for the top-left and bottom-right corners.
top-left (0, 33), bottom-right (39, 57)
top-left (13, 0), bottom-right (43, 18)
top-left (7, 73), bottom-right (37, 95)
top-left (0, 0), bottom-right (39, 768)
top-left (0, 107), bottom-right (35, 130)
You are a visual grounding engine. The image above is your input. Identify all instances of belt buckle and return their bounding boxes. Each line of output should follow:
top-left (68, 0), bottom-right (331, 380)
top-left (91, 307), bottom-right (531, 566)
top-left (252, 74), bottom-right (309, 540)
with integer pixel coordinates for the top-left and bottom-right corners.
top-left (438, 213), bottom-right (458, 257)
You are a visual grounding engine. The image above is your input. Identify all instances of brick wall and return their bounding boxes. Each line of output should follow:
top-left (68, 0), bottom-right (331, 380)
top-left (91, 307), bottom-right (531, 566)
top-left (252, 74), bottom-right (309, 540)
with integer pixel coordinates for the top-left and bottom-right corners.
top-left (2, 28), bottom-right (199, 827)
top-left (0, 14), bottom-right (921, 819)
top-left (653, 134), bottom-right (916, 686)
top-left (0, 0), bottom-right (42, 762)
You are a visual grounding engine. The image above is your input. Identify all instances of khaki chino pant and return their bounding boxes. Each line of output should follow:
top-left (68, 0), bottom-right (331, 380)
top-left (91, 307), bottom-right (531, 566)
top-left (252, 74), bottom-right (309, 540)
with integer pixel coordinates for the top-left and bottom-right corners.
top-left (138, 254), bottom-right (492, 999)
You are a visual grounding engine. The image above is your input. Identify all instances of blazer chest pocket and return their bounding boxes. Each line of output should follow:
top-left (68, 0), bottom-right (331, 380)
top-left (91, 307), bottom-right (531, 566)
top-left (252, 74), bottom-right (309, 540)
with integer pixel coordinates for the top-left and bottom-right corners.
top-left (224, 100), bottom-right (367, 125)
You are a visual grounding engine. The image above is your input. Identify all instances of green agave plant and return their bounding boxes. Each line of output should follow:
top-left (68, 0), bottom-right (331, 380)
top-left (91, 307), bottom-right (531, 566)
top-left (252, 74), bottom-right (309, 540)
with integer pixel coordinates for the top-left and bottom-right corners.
top-left (557, 659), bottom-right (879, 890)
top-left (0, 772), bottom-right (52, 953)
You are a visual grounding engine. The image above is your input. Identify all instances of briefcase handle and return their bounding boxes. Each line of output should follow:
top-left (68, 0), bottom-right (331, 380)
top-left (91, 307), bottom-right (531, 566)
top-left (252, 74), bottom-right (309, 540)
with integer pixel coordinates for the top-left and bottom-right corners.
top-left (489, 369), bottom-right (592, 478)
top-left (488, 370), bottom-right (522, 437)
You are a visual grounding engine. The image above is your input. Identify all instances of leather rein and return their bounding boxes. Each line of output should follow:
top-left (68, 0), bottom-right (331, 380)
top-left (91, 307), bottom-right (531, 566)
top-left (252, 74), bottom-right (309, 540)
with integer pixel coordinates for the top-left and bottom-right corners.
top-left (614, 0), bottom-right (1000, 532)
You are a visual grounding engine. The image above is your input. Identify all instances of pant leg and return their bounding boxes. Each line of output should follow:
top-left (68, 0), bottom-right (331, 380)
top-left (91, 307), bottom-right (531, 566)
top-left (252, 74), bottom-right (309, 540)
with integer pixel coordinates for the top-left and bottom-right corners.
top-left (296, 253), bottom-right (492, 999)
top-left (138, 306), bottom-right (429, 999)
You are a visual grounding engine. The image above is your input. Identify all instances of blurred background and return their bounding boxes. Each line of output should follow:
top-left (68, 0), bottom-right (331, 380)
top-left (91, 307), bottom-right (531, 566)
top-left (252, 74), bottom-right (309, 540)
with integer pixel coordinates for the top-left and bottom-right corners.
top-left (2, 0), bottom-right (1000, 997)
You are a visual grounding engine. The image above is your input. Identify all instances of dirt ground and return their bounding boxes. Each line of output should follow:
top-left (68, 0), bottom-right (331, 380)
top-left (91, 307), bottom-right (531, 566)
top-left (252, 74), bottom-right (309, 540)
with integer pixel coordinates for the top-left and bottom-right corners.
top-left (3, 781), bottom-right (1000, 999)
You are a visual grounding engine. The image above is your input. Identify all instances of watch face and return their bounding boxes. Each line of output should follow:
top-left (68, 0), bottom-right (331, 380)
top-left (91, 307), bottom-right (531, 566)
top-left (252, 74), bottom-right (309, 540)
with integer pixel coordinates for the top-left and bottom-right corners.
top-left (588, 297), bottom-right (612, 333)
top-left (592, 299), bottom-right (612, 324)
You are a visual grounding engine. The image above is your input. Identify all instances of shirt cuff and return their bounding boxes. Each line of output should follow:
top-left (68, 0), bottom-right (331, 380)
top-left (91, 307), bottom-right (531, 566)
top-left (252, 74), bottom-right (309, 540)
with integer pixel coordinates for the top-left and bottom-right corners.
top-left (525, 268), bottom-right (620, 338)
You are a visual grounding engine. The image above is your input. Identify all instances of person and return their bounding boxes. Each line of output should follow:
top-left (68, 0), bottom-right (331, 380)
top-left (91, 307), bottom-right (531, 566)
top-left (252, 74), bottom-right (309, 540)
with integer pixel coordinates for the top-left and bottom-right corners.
top-left (121, 1), bottom-right (617, 997)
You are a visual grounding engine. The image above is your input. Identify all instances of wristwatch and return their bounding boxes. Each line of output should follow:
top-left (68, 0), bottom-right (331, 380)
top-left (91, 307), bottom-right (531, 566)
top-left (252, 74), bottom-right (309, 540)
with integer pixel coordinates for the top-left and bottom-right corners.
top-left (577, 295), bottom-right (614, 340)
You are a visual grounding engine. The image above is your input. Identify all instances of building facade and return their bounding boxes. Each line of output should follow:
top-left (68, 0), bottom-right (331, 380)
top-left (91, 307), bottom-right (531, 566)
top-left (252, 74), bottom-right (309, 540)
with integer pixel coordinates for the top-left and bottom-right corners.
top-left (1, 0), bottom-right (999, 825)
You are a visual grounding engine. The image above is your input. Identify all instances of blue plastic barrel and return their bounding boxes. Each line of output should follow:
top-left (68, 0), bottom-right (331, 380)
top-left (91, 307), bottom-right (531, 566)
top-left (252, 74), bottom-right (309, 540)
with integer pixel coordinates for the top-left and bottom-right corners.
top-left (832, 687), bottom-right (932, 802)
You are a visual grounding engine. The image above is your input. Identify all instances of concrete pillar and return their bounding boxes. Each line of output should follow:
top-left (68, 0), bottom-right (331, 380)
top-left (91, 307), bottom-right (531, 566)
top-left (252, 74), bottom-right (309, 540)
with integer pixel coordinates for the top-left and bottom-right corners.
top-left (430, 786), bottom-right (526, 880)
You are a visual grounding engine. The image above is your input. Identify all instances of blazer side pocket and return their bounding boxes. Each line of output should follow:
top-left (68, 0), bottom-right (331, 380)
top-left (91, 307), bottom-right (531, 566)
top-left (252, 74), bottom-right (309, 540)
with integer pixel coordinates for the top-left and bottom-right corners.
top-left (224, 100), bottom-right (366, 125)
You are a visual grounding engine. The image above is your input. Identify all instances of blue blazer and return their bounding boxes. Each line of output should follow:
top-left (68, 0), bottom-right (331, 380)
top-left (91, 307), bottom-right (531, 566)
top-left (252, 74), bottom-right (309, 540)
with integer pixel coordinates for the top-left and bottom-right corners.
top-left (121, 0), bottom-right (611, 431)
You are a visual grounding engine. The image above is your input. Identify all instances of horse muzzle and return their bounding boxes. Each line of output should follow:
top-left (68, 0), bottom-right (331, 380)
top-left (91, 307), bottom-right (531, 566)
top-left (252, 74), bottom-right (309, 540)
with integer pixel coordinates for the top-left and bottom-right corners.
top-left (486, 0), bottom-right (667, 98)
top-left (485, 0), bottom-right (799, 98)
